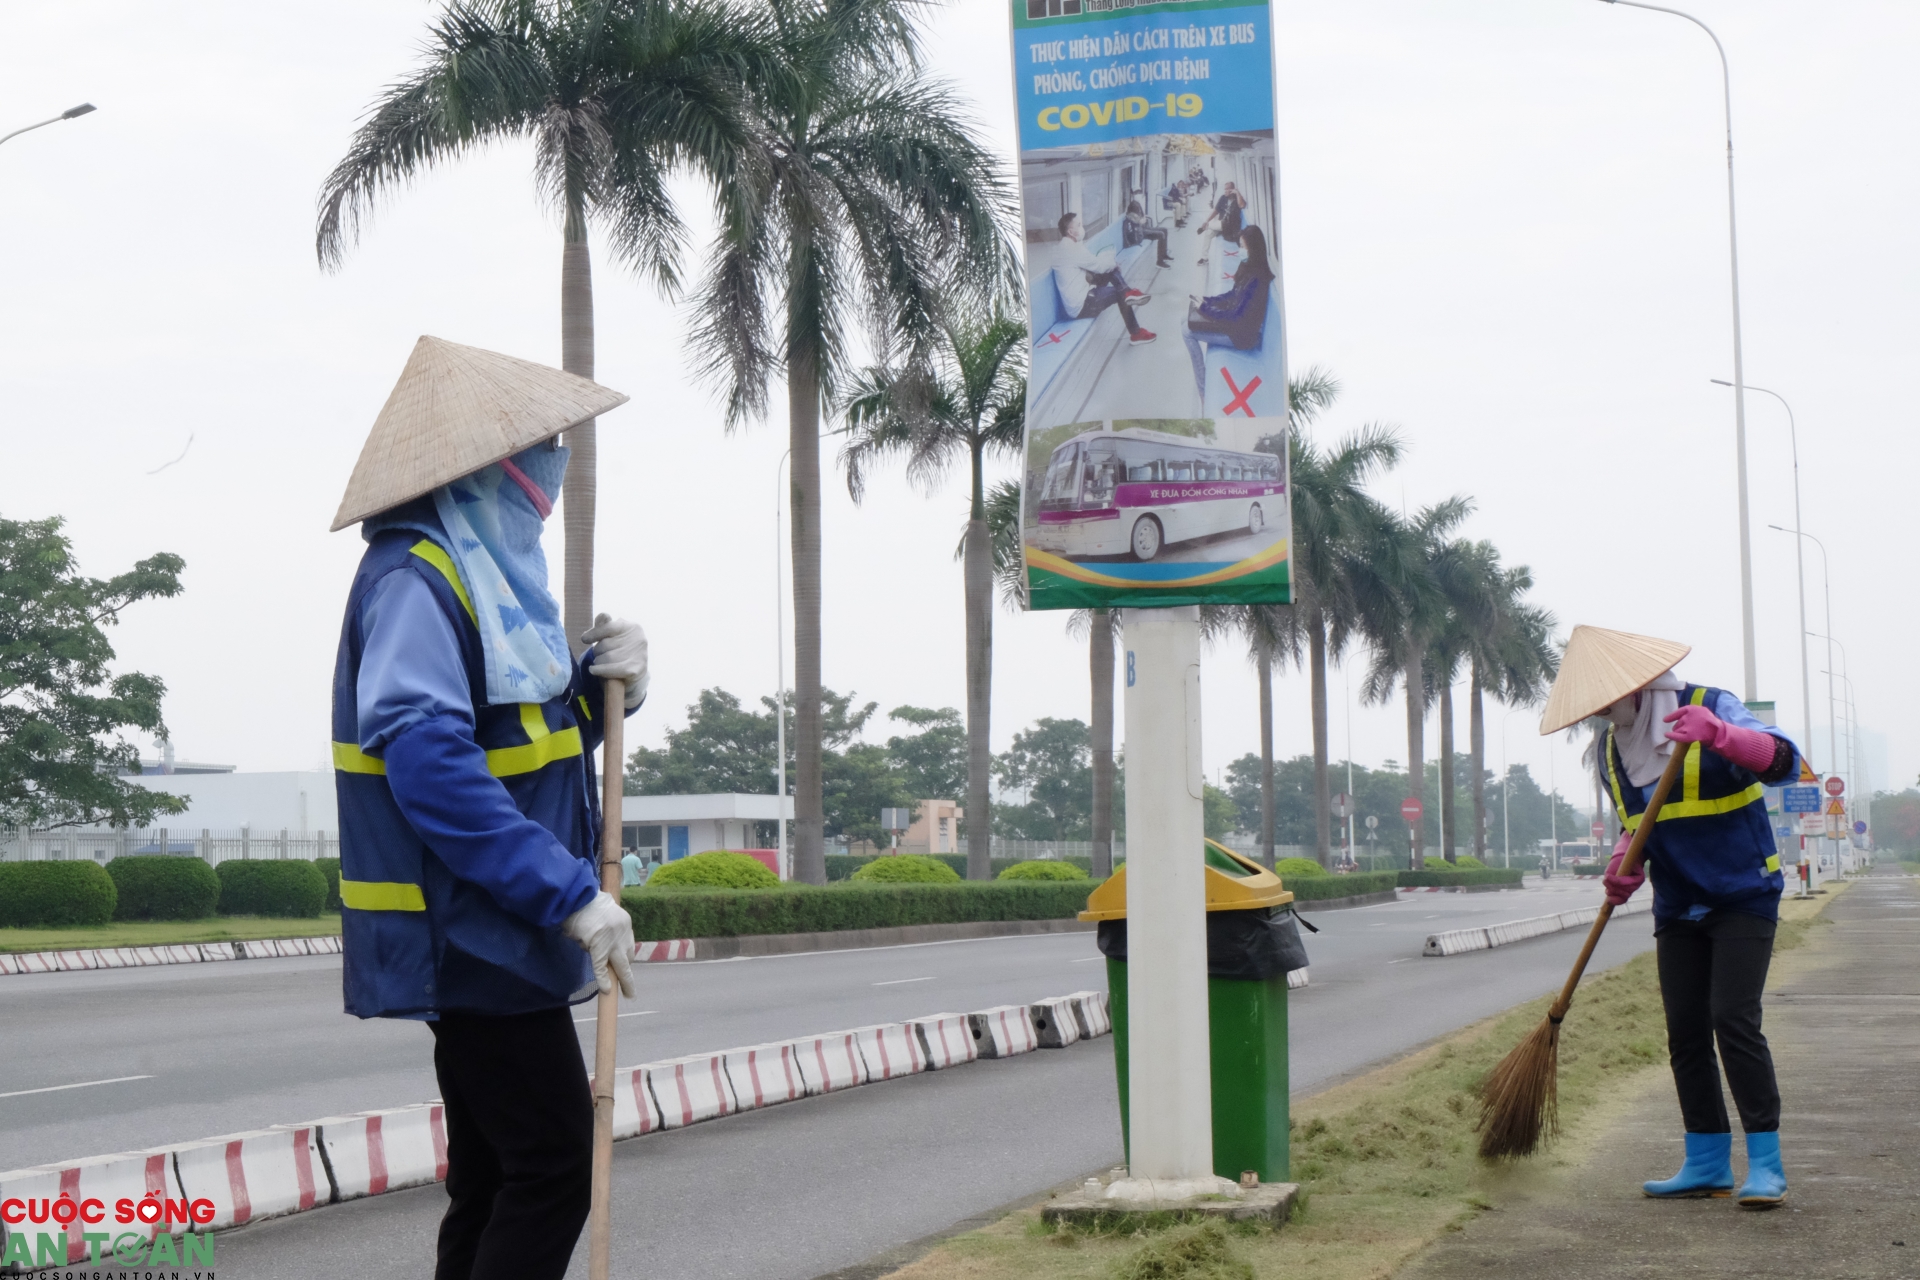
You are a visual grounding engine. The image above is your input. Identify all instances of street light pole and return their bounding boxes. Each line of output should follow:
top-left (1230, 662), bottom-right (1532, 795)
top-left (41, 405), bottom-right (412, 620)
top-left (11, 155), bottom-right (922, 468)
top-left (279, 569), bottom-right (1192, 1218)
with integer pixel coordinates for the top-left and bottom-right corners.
top-left (0, 103), bottom-right (96, 149)
top-left (1769, 525), bottom-right (1835, 777)
top-left (1602, 1), bottom-right (1756, 699)
top-left (1716, 380), bottom-right (1807, 751)
top-left (775, 449), bottom-right (791, 880)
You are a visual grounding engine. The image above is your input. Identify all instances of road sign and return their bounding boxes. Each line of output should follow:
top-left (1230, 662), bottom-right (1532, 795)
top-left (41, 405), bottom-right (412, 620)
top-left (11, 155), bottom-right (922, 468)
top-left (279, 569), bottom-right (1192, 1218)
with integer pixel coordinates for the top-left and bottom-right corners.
top-left (1854, 820), bottom-right (1869, 835)
top-left (1331, 792), bottom-right (1352, 820)
top-left (880, 808), bottom-right (911, 832)
top-left (1400, 797), bottom-right (1424, 823)
top-left (1782, 785), bottom-right (1821, 814)
top-left (1824, 797), bottom-right (1846, 816)
top-left (1799, 812), bottom-right (1825, 837)
top-left (1824, 775), bottom-right (1846, 797)
top-left (1797, 757), bottom-right (1818, 784)
top-left (1365, 815), bottom-right (1379, 831)
top-left (1590, 821), bottom-right (1605, 841)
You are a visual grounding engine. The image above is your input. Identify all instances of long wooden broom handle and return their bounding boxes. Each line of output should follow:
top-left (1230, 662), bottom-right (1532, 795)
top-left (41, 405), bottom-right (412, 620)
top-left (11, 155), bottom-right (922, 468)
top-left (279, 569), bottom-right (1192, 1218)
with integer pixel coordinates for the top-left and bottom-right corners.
top-left (1546, 738), bottom-right (1689, 1021)
top-left (587, 676), bottom-right (625, 1280)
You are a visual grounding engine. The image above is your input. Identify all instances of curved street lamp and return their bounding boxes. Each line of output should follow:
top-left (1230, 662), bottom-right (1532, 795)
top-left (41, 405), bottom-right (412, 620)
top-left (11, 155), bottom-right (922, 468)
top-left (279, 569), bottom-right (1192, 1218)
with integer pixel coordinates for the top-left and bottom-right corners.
top-left (0, 103), bottom-right (96, 149)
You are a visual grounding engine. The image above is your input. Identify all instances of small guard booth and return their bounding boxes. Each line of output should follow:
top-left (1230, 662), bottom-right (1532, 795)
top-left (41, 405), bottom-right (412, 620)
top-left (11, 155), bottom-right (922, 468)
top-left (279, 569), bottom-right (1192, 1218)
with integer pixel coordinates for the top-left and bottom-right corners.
top-left (1083, 840), bottom-right (1306, 1183)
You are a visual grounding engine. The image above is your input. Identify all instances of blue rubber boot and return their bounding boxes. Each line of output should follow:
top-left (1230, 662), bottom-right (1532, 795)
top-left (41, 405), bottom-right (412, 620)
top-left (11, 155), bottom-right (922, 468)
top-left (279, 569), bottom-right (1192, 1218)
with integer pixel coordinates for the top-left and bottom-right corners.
top-left (1737, 1131), bottom-right (1787, 1208)
top-left (1643, 1132), bottom-right (1734, 1198)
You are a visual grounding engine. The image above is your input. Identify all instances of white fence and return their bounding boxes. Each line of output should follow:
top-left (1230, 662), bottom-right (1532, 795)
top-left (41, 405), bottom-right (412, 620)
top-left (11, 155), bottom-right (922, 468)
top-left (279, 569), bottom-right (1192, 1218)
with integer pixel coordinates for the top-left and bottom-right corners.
top-left (0, 827), bottom-right (337, 865)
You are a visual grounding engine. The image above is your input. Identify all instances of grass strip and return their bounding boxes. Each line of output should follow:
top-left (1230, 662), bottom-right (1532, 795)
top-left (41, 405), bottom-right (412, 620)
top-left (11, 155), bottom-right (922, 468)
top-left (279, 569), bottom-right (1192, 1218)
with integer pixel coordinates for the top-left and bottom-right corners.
top-left (885, 887), bottom-right (1843, 1280)
top-left (0, 914), bottom-right (344, 953)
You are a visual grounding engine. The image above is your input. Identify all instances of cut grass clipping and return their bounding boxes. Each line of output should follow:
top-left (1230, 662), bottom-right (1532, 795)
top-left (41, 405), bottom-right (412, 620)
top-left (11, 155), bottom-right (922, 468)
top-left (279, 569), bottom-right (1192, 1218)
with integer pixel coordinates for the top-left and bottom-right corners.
top-left (890, 904), bottom-right (1832, 1280)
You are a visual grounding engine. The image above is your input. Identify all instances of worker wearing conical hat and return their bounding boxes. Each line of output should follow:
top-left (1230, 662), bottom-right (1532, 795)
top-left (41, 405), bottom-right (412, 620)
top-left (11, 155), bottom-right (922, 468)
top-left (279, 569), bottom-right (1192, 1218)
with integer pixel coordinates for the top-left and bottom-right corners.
top-left (330, 337), bottom-right (646, 1280)
top-left (1543, 629), bottom-right (1797, 1212)
top-left (1542, 626), bottom-right (1802, 1210)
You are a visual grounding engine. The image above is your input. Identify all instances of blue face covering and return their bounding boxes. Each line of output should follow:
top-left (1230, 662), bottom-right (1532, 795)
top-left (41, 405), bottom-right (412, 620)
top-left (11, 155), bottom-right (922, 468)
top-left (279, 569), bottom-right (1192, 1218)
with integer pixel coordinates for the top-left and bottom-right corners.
top-left (429, 445), bottom-right (575, 706)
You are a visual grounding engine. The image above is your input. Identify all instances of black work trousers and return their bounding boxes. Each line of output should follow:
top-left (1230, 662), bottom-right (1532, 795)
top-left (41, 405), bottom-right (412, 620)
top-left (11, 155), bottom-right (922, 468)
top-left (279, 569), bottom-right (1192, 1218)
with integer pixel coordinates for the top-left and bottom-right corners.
top-left (1655, 910), bottom-right (1781, 1134)
top-left (430, 1006), bottom-right (593, 1280)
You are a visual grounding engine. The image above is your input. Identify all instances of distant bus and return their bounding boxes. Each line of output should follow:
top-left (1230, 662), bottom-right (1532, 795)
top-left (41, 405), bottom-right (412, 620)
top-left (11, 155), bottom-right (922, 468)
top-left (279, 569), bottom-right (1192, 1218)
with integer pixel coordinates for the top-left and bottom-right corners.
top-left (1029, 427), bottom-right (1283, 562)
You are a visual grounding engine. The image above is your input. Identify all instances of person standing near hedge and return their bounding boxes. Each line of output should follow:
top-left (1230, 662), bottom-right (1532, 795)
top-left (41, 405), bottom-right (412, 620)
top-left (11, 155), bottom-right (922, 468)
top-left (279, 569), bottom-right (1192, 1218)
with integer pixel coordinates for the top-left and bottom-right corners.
top-left (328, 338), bottom-right (649, 1280)
top-left (1539, 625), bottom-right (1802, 1210)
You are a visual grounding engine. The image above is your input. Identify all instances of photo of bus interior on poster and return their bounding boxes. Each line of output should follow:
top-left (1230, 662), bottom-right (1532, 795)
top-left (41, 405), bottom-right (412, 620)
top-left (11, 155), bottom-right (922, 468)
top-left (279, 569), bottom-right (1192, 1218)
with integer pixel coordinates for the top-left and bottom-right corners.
top-left (1012, 0), bottom-right (1290, 610)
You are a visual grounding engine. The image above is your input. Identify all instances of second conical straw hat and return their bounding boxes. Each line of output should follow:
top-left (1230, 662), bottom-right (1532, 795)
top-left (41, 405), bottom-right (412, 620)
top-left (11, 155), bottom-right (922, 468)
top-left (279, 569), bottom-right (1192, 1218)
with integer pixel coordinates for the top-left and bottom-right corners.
top-left (1538, 625), bottom-right (1691, 735)
top-left (331, 336), bottom-right (629, 531)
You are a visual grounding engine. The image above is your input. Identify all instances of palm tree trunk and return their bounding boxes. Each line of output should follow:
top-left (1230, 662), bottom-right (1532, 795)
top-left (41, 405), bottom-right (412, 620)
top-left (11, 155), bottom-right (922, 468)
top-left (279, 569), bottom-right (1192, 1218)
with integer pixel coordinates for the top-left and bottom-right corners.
top-left (1469, 667), bottom-right (1487, 860)
top-left (1090, 609), bottom-right (1115, 880)
top-left (788, 336), bottom-right (826, 884)
top-left (1257, 635), bottom-right (1274, 869)
top-left (1405, 645), bottom-right (1424, 870)
top-left (1309, 612), bottom-right (1331, 868)
top-left (1439, 681), bottom-right (1456, 863)
top-left (963, 443), bottom-right (993, 881)
top-left (560, 229), bottom-right (597, 654)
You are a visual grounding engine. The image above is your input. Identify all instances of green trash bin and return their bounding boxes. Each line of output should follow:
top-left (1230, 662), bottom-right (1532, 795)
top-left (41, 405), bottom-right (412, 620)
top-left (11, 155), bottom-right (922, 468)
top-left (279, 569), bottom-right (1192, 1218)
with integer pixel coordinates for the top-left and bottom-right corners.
top-left (1083, 839), bottom-right (1305, 1184)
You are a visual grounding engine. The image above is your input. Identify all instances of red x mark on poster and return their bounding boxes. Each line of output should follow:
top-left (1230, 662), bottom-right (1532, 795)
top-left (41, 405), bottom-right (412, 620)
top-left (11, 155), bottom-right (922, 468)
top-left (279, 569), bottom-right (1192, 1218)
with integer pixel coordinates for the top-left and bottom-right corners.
top-left (1221, 368), bottom-right (1262, 416)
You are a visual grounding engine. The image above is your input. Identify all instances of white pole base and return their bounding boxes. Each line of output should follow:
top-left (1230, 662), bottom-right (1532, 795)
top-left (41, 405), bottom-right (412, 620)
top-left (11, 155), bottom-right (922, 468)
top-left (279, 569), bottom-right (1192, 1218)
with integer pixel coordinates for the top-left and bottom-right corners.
top-left (1102, 1175), bottom-right (1244, 1205)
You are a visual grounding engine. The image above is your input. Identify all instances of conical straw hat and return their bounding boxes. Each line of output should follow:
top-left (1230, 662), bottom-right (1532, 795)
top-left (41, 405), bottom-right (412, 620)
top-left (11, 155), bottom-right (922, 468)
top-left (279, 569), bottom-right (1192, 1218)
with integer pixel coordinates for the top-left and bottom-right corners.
top-left (1538, 625), bottom-right (1691, 735)
top-left (330, 336), bottom-right (629, 531)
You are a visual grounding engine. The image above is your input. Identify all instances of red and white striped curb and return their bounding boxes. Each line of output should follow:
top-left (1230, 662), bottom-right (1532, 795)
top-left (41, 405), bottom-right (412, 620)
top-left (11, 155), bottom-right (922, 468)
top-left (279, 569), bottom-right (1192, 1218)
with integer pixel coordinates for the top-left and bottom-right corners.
top-left (633, 939), bottom-right (695, 962)
top-left (1396, 885), bottom-right (1522, 894)
top-left (851, 1023), bottom-right (925, 1080)
top-left (1, 988), bottom-right (1120, 1257)
top-left (0, 935), bottom-right (342, 977)
top-left (1423, 897), bottom-right (1651, 956)
top-left (967, 1005), bottom-right (1040, 1059)
top-left (1029, 997), bottom-right (1082, 1048)
top-left (316, 1105), bottom-right (447, 1202)
top-left (171, 1126), bottom-right (324, 1230)
top-left (649, 1056), bottom-right (739, 1128)
top-left (721, 1043), bottom-right (806, 1109)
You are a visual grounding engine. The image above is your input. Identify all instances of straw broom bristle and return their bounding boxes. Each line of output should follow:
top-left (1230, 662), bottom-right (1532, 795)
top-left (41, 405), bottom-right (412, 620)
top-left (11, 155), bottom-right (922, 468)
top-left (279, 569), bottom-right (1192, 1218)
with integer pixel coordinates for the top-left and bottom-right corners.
top-left (1475, 1014), bottom-right (1562, 1160)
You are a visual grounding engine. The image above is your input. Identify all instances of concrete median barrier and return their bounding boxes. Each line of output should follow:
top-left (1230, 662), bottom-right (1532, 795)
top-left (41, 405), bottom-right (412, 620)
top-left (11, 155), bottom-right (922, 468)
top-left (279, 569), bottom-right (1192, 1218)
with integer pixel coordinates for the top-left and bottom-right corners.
top-left (906, 1014), bottom-right (979, 1069)
top-left (0, 1147), bottom-right (176, 1264)
top-left (851, 1023), bottom-right (926, 1080)
top-left (634, 939), bottom-right (695, 962)
top-left (1064, 990), bottom-right (1111, 1038)
top-left (720, 1044), bottom-right (807, 1109)
top-left (649, 1055), bottom-right (740, 1128)
top-left (1028, 997), bottom-right (1082, 1048)
top-left (316, 1105), bottom-right (448, 1202)
top-left (604, 1066), bottom-right (665, 1138)
top-left (1423, 896), bottom-right (1651, 956)
top-left (171, 1125), bottom-right (325, 1230)
top-left (967, 1005), bottom-right (1039, 1059)
top-left (792, 1032), bottom-right (869, 1095)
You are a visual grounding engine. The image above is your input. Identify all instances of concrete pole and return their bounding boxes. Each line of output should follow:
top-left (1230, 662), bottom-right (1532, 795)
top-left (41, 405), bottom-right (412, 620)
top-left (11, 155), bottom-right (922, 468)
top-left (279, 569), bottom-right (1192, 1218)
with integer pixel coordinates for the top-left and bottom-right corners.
top-left (1106, 606), bottom-right (1232, 1203)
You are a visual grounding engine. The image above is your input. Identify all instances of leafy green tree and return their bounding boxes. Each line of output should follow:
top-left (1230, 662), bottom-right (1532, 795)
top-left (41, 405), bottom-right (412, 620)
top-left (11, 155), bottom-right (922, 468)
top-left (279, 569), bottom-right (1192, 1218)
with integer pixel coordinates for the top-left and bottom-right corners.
top-left (843, 312), bottom-right (1025, 878)
top-left (885, 705), bottom-right (966, 801)
top-left (1460, 549), bottom-right (1557, 859)
top-left (0, 517), bottom-right (187, 829)
top-left (1869, 790), bottom-right (1920, 856)
top-left (994, 717), bottom-right (1093, 841)
top-left (690, 0), bottom-right (1012, 883)
top-left (316, 0), bottom-right (764, 646)
top-left (1202, 783), bottom-right (1238, 841)
top-left (824, 743), bottom-right (916, 848)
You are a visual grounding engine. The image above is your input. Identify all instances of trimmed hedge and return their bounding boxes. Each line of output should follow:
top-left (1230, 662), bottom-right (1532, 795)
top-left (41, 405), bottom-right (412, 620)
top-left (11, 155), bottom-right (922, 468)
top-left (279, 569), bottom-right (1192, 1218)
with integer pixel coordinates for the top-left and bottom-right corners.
top-left (1571, 863), bottom-right (1605, 877)
top-left (314, 857), bottom-right (342, 912)
top-left (620, 880), bottom-right (1092, 939)
top-left (0, 860), bottom-right (117, 927)
top-left (824, 854), bottom-right (1096, 881)
top-left (1273, 856), bottom-right (1328, 880)
top-left (216, 860), bottom-right (328, 917)
top-left (1287, 871), bottom-right (1397, 902)
top-left (1395, 868), bottom-right (1524, 888)
top-left (1424, 855), bottom-right (1490, 871)
top-left (648, 850), bottom-right (780, 890)
top-left (107, 855), bottom-right (220, 921)
top-left (998, 860), bottom-right (1089, 881)
top-left (851, 855), bottom-right (961, 884)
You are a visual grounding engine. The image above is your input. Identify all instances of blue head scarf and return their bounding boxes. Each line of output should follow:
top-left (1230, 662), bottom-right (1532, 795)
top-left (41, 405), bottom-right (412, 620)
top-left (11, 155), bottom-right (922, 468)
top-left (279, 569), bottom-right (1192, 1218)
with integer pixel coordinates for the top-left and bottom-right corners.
top-left (365, 444), bottom-right (574, 706)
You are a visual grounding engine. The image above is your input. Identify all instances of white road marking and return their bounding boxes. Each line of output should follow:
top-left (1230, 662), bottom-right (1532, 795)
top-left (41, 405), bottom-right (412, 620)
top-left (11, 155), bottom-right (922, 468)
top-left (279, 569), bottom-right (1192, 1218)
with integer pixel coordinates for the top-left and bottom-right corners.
top-left (1071, 956), bottom-right (1105, 963)
top-left (572, 1010), bottom-right (659, 1024)
top-left (871, 976), bottom-right (937, 986)
top-left (0, 1075), bottom-right (153, 1100)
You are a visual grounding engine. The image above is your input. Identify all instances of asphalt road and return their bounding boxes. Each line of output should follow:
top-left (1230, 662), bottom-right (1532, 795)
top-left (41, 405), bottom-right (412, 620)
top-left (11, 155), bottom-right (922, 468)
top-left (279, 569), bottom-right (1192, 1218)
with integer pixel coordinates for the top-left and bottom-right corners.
top-left (2, 878), bottom-right (1653, 1279)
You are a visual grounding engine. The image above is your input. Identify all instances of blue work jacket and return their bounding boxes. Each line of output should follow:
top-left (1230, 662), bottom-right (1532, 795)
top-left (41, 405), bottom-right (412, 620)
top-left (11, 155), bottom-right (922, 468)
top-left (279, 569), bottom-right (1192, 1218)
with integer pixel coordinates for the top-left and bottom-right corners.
top-left (1604, 685), bottom-right (1798, 924)
top-left (331, 524), bottom-right (617, 1019)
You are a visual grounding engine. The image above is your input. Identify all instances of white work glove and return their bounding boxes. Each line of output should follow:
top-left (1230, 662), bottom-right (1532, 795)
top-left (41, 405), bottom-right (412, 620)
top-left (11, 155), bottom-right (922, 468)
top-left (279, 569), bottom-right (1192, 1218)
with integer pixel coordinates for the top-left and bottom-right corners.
top-left (581, 613), bottom-right (648, 709)
top-left (561, 891), bottom-right (636, 999)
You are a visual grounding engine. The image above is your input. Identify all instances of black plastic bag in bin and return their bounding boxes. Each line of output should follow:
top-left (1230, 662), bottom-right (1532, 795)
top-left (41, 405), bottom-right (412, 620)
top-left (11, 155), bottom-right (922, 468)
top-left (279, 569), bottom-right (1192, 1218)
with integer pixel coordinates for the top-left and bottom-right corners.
top-left (1096, 905), bottom-right (1308, 981)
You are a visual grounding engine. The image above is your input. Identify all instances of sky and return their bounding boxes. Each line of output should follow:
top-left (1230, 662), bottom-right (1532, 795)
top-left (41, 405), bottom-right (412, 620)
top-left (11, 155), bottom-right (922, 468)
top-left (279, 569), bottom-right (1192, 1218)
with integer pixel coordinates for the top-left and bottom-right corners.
top-left (1, 0), bottom-right (1913, 829)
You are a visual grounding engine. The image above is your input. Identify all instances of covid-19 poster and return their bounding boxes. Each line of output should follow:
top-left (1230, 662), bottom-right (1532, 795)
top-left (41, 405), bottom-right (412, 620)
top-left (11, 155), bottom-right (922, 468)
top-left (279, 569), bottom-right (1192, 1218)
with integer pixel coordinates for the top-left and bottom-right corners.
top-left (1012, 0), bottom-right (1291, 611)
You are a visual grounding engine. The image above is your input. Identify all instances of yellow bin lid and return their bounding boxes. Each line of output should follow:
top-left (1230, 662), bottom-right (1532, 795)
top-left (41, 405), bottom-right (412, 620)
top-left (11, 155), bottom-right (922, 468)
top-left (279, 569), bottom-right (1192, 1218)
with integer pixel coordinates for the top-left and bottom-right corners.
top-left (1078, 839), bottom-right (1294, 922)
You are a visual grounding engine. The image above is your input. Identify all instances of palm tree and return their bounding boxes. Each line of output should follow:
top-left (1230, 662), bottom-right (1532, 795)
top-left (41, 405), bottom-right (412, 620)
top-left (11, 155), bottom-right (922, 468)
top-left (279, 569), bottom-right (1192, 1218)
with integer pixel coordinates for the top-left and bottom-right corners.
top-left (1461, 550), bottom-right (1558, 860)
top-left (690, 0), bottom-right (1013, 884)
top-left (841, 311), bottom-right (1025, 879)
top-left (1421, 540), bottom-right (1501, 862)
top-left (1362, 498), bottom-right (1474, 869)
top-left (315, 0), bottom-right (763, 647)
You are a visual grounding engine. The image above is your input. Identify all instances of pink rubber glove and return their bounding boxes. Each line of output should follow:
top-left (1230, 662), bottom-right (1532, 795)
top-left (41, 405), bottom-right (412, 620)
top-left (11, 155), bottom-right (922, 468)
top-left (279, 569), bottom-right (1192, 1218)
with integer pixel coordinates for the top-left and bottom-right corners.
top-left (1663, 705), bottom-right (1778, 772)
top-left (1602, 830), bottom-right (1645, 907)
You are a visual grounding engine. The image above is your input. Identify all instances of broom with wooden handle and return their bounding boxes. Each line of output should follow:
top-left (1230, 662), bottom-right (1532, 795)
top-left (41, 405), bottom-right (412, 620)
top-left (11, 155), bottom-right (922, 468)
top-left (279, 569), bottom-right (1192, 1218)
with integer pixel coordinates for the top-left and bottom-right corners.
top-left (1475, 739), bottom-right (1689, 1159)
top-left (588, 676), bottom-right (625, 1280)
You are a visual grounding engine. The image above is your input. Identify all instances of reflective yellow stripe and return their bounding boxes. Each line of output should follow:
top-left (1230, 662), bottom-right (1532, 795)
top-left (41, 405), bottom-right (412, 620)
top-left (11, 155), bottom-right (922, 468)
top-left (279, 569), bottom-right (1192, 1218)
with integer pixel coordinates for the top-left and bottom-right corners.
top-left (1765, 854), bottom-right (1782, 874)
top-left (485, 726), bottom-right (582, 777)
top-left (339, 879), bottom-right (426, 911)
top-left (1606, 728), bottom-right (1638, 831)
top-left (409, 540), bottom-right (477, 626)
top-left (333, 741), bottom-right (387, 775)
top-left (520, 702), bottom-right (550, 742)
top-left (576, 696), bottom-right (593, 723)
top-left (1680, 687), bottom-right (1707, 804)
top-left (1656, 781), bottom-right (1767, 820)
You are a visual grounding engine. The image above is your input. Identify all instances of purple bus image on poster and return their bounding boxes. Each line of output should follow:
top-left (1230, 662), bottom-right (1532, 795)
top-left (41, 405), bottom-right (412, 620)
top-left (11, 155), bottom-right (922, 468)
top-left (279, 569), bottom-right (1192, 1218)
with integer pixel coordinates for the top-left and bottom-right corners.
top-left (1029, 426), bottom-right (1283, 563)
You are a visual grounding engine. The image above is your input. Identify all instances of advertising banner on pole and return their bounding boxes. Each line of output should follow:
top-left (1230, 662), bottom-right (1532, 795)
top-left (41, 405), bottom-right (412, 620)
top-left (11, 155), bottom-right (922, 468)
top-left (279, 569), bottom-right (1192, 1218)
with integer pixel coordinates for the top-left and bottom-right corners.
top-left (1011, 0), bottom-right (1290, 610)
